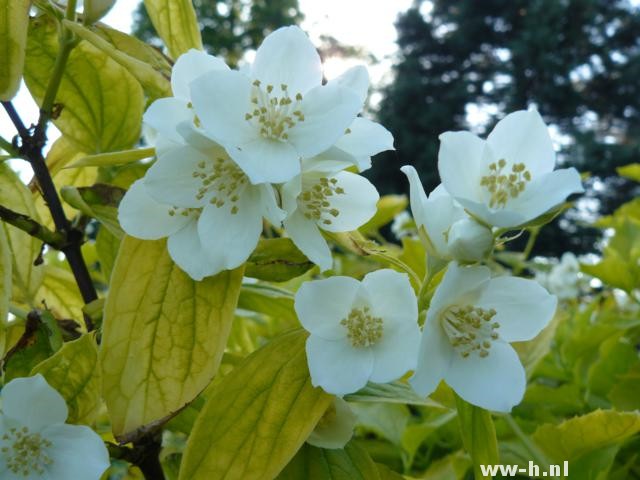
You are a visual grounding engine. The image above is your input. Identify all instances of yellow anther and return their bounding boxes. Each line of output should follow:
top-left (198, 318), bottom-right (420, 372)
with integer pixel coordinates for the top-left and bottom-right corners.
top-left (480, 160), bottom-right (532, 208)
top-left (441, 304), bottom-right (500, 359)
top-left (341, 306), bottom-right (384, 347)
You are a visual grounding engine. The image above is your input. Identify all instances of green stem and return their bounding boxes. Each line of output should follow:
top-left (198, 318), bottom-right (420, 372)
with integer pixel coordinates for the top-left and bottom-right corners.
top-left (0, 136), bottom-right (18, 157)
top-left (0, 205), bottom-right (67, 249)
top-left (504, 415), bottom-right (552, 473)
top-left (513, 227), bottom-right (539, 275)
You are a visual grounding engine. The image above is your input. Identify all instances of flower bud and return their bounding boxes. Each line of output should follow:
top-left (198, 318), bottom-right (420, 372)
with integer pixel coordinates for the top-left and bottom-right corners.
top-left (83, 0), bottom-right (116, 25)
top-left (306, 397), bottom-right (357, 449)
top-left (447, 218), bottom-right (493, 262)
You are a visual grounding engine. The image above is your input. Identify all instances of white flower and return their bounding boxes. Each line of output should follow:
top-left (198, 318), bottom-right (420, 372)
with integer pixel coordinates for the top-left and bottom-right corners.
top-left (0, 375), bottom-right (109, 480)
top-left (410, 263), bottom-right (557, 412)
top-left (438, 109), bottom-right (584, 228)
top-left (281, 159), bottom-right (379, 271)
top-left (189, 26), bottom-right (364, 184)
top-left (391, 211), bottom-right (415, 240)
top-left (535, 252), bottom-right (582, 300)
top-left (402, 166), bottom-right (493, 263)
top-left (307, 397), bottom-right (356, 449)
top-left (295, 269), bottom-right (420, 396)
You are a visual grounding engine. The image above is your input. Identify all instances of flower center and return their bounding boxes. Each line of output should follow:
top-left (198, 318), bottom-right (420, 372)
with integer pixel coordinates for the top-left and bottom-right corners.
top-left (167, 206), bottom-right (200, 218)
top-left (191, 156), bottom-right (248, 215)
top-left (480, 159), bottom-right (532, 208)
top-left (340, 306), bottom-right (384, 348)
top-left (441, 305), bottom-right (500, 358)
top-left (299, 176), bottom-right (345, 226)
top-left (1, 426), bottom-right (53, 476)
top-left (245, 80), bottom-right (304, 141)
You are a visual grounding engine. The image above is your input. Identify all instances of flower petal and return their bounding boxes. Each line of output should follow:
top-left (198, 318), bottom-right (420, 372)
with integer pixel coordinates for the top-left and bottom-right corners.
top-left (197, 187), bottom-right (263, 270)
top-left (143, 97), bottom-right (192, 143)
top-left (401, 166), bottom-right (429, 229)
top-left (230, 137), bottom-right (301, 184)
top-left (294, 275), bottom-right (361, 340)
top-left (476, 277), bottom-right (557, 342)
top-left (334, 117), bottom-right (394, 171)
top-left (487, 109), bottom-right (555, 176)
top-left (445, 341), bottom-right (526, 412)
top-left (410, 314), bottom-right (453, 397)
top-left (438, 131), bottom-right (491, 201)
top-left (370, 322), bottom-right (420, 383)
top-left (329, 65), bottom-right (369, 105)
top-left (0, 374), bottom-right (68, 430)
top-left (307, 397), bottom-right (356, 449)
top-left (429, 263), bottom-right (490, 318)
top-left (361, 269), bottom-right (418, 328)
top-left (190, 69), bottom-right (256, 145)
top-left (43, 424), bottom-right (110, 480)
top-left (320, 171), bottom-right (379, 233)
top-left (259, 184), bottom-right (286, 226)
top-left (251, 26), bottom-right (322, 95)
top-left (167, 218), bottom-right (219, 280)
top-left (288, 82), bottom-right (361, 158)
top-left (284, 210), bottom-right (333, 271)
top-left (305, 335), bottom-right (373, 396)
top-left (453, 195), bottom-right (527, 228)
top-left (118, 180), bottom-right (191, 240)
top-left (171, 49), bottom-right (229, 100)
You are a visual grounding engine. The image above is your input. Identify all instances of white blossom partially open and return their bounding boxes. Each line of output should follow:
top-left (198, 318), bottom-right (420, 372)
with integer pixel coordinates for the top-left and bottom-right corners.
top-left (296, 270), bottom-right (420, 396)
top-left (307, 397), bottom-right (356, 449)
top-left (411, 263), bottom-right (557, 412)
top-left (0, 375), bottom-right (109, 480)
top-left (438, 109), bottom-right (584, 228)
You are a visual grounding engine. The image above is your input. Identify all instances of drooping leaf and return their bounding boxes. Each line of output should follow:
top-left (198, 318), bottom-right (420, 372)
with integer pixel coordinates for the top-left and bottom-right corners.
top-left (100, 236), bottom-right (243, 441)
top-left (179, 330), bottom-right (333, 480)
top-left (31, 333), bottom-right (101, 424)
top-left (345, 381), bottom-right (444, 408)
top-left (0, 0), bottom-right (30, 100)
top-left (455, 395), bottom-right (499, 480)
top-left (142, 0), bottom-right (203, 59)
top-left (67, 147), bottom-right (155, 168)
top-left (61, 183), bottom-right (125, 237)
top-left (245, 238), bottom-right (315, 282)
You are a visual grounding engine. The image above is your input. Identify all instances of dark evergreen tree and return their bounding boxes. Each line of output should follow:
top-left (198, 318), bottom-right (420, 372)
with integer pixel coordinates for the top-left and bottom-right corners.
top-left (373, 0), bottom-right (640, 255)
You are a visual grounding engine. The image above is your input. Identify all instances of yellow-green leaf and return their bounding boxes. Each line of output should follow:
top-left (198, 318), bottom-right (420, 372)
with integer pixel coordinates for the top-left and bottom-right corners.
top-left (0, 226), bottom-right (11, 355)
top-left (179, 330), bottom-right (333, 480)
top-left (360, 195), bottom-right (408, 234)
top-left (276, 442), bottom-right (382, 480)
top-left (61, 183), bottom-right (125, 237)
top-left (533, 410), bottom-right (640, 462)
top-left (31, 333), bottom-right (101, 424)
top-left (0, 163), bottom-right (44, 305)
top-left (143, 0), bottom-right (203, 59)
top-left (617, 163), bottom-right (640, 182)
top-left (24, 16), bottom-right (144, 153)
top-left (245, 238), bottom-right (314, 282)
top-left (67, 147), bottom-right (155, 169)
top-left (35, 265), bottom-right (85, 321)
top-left (455, 395), bottom-right (499, 480)
top-left (100, 236), bottom-right (243, 441)
top-left (0, 0), bottom-right (30, 100)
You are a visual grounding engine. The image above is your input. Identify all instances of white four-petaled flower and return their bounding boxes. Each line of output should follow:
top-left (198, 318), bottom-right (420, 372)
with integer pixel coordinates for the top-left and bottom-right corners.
top-left (0, 375), bottom-right (109, 480)
top-left (438, 109), bottom-right (584, 228)
top-left (295, 269), bottom-right (420, 396)
top-left (410, 263), bottom-right (557, 412)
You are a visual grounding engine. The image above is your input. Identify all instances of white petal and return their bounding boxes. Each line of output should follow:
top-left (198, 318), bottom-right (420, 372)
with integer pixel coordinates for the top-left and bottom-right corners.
top-left (505, 168), bottom-right (584, 225)
top-left (281, 175), bottom-right (303, 215)
top-left (306, 335), bottom-right (373, 396)
top-left (320, 171), bottom-right (379, 233)
top-left (424, 194), bottom-right (467, 257)
top-left (0, 374), bottom-right (67, 430)
top-left (294, 275), bottom-right (361, 340)
top-left (171, 49), bottom-right (229, 100)
top-left (445, 341), bottom-right (526, 412)
top-left (370, 322), bottom-right (420, 383)
top-left (437, 131), bottom-right (491, 201)
top-left (307, 397), bottom-right (356, 449)
top-left (251, 26), bottom-right (322, 95)
top-left (167, 219), bottom-right (219, 281)
top-left (361, 269), bottom-right (417, 328)
top-left (284, 210), bottom-right (333, 271)
top-left (288, 82), bottom-right (361, 158)
top-left (190, 69), bottom-right (256, 145)
top-left (410, 314), bottom-right (453, 397)
top-left (336, 117), bottom-right (394, 158)
top-left (329, 65), bottom-right (369, 105)
top-left (118, 180), bottom-right (191, 240)
top-left (302, 148), bottom-right (357, 174)
top-left (143, 97), bottom-right (192, 143)
top-left (487, 109), bottom-right (555, 176)
top-left (453, 195), bottom-right (527, 229)
top-left (476, 277), bottom-right (557, 342)
top-left (144, 145), bottom-right (212, 208)
top-left (428, 263), bottom-right (490, 319)
top-left (43, 424), bottom-right (110, 480)
top-left (400, 165), bottom-right (429, 229)
top-left (230, 137), bottom-right (300, 184)
top-left (197, 188), bottom-right (263, 269)
top-left (259, 184), bottom-right (286, 226)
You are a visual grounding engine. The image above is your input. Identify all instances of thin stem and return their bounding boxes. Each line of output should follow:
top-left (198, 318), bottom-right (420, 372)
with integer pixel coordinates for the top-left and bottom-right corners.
top-left (504, 415), bottom-right (552, 473)
top-left (0, 205), bottom-right (67, 248)
top-left (0, 136), bottom-right (19, 157)
top-left (513, 227), bottom-right (539, 275)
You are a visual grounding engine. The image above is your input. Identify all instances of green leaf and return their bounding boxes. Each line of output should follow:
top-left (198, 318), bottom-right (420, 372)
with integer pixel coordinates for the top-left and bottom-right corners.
top-left (422, 451), bottom-right (471, 480)
top-left (237, 284), bottom-right (297, 324)
top-left (35, 265), bottom-right (85, 321)
top-left (142, 0), bottom-right (203, 59)
top-left (245, 238), bottom-right (314, 282)
top-left (31, 333), bottom-right (101, 424)
top-left (0, 226), bottom-right (11, 354)
top-left (95, 225), bottom-right (121, 281)
top-left (178, 330), bottom-right (333, 480)
top-left (345, 381), bottom-right (444, 408)
top-left (100, 236), bottom-right (243, 441)
top-left (0, 0), bottom-right (30, 100)
top-left (360, 195), bottom-right (408, 234)
top-left (455, 395), bottom-right (499, 480)
top-left (617, 163), bottom-right (640, 182)
top-left (24, 16), bottom-right (144, 153)
top-left (61, 183), bottom-right (125, 237)
top-left (351, 402), bottom-right (409, 446)
top-left (276, 442), bottom-right (383, 480)
top-left (0, 164), bottom-right (44, 305)
top-left (532, 410), bottom-right (640, 461)
top-left (67, 147), bottom-right (155, 168)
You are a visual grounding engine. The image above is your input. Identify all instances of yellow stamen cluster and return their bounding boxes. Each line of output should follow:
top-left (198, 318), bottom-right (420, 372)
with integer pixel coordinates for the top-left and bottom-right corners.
top-left (480, 159), bottom-right (532, 208)
top-left (341, 306), bottom-right (384, 348)
top-left (190, 157), bottom-right (248, 215)
top-left (441, 305), bottom-right (499, 358)
top-left (245, 80), bottom-right (304, 141)
top-left (1, 426), bottom-right (53, 476)
top-left (300, 176), bottom-right (345, 226)
top-left (167, 206), bottom-right (200, 218)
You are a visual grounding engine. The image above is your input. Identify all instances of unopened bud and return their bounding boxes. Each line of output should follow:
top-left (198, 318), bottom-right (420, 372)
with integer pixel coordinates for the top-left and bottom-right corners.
top-left (83, 0), bottom-right (116, 25)
top-left (447, 218), bottom-right (493, 262)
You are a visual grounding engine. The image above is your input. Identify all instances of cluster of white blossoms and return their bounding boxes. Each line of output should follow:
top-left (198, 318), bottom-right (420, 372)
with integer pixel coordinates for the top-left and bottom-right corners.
top-left (0, 375), bottom-right (109, 479)
top-left (118, 26), bottom-right (392, 279)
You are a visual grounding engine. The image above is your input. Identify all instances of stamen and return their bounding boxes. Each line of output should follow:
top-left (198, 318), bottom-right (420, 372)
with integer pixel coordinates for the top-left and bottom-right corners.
top-left (189, 156), bottom-right (248, 214)
top-left (298, 176), bottom-right (346, 226)
top-left (1, 426), bottom-right (54, 476)
top-left (441, 305), bottom-right (499, 358)
top-left (480, 160), bottom-right (531, 208)
top-left (245, 81), bottom-right (305, 141)
top-left (341, 306), bottom-right (384, 347)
